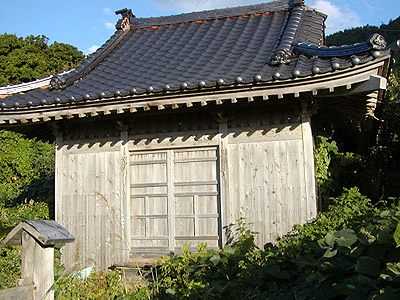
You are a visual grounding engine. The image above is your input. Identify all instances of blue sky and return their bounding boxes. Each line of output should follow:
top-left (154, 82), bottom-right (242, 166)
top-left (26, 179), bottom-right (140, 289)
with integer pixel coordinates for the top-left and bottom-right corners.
top-left (0, 0), bottom-right (399, 54)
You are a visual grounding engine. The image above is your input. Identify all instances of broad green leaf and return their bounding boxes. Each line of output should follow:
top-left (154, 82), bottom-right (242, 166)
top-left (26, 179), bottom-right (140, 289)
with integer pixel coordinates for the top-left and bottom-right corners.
top-left (318, 238), bottom-right (329, 249)
top-left (325, 233), bottom-right (336, 247)
top-left (334, 229), bottom-right (358, 247)
top-left (210, 254), bottom-right (221, 266)
top-left (377, 230), bottom-right (393, 244)
top-left (356, 256), bottom-right (381, 277)
top-left (393, 223), bottom-right (400, 247)
top-left (359, 228), bottom-right (377, 245)
top-left (222, 245), bottom-right (235, 256)
top-left (386, 262), bottom-right (400, 275)
top-left (323, 248), bottom-right (337, 258)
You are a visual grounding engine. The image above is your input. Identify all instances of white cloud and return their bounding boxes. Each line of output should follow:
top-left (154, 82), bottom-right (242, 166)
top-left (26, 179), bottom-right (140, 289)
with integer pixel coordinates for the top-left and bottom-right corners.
top-left (309, 0), bottom-right (362, 34)
top-left (104, 22), bottom-right (115, 31)
top-left (85, 45), bottom-right (100, 55)
top-left (103, 8), bottom-right (113, 16)
top-left (149, 0), bottom-right (263, 12)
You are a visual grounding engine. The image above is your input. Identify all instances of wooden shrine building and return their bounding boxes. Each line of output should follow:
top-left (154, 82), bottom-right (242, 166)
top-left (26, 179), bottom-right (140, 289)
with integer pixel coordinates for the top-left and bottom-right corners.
top-left (1, 0), bottom-right (399, 268)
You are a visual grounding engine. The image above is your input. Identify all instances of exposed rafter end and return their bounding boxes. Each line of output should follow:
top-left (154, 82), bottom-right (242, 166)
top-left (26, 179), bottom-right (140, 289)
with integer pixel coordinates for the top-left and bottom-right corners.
top-left (143, 105), bottom-right (151, 111)
top-left (158, 104), bottom-right (165, 110)
top-left (91, 112), bottom-right (99, 117)
top-left (231, 98), bottom-right (237, 104)
top-left (201, 101), bottom-right (207, 106)
top-left (216, 99), bottom-right (223, 105)
top-left (248, 97), bottom-right (254, 103)
top-left (278, 94), bottom-right (284, 99)
top-left (329, 87), bottom-right (334, 93)
top-left (263, 95), bottom-right (269, 101)
top-left (78, 113), bottom-right (86, 118)
top-left (117, 108), bottom-right (125, 114)
top-left (186, 102), bottom-right (193, 108)
top-left (294, 92), bottom-right (300, 98)
top-left (172, 104), bottom-right (179, 109)
top-left (104, 110), bottom-right (111, 115)
top-left (130, 108), bottom-right (137, 113)
top-left (43, 116), bottom-right (51, 122)
top-left (312, 90), bottom-right (318, 96)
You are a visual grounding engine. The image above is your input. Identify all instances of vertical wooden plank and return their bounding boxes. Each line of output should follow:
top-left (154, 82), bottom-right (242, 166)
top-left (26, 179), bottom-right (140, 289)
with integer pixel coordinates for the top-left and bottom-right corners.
top-left (168, 150), bottom-right (175, 251)
top-left (218, 122), bottom-right (229, 246)
top-left (272, 141), bottom-right (282, 240)
top-left (76, 154), bottom-right (85, 264)
top-left (279, 141), bottom-right (289, 236)
top-left (301, 116), bottom-right (317, 220)
top-left (87, 153), bottom-right (96, 266)
top-left (54, 134), bottom-right (63, 231)
top-left (262, 142), bottom-right (273, 243)
top-left (121, 128), bottom-right (130, 263)
top-left (95, 152), bottom-right (104, 268)
top-left (254, 143), bottom-right (264, 246)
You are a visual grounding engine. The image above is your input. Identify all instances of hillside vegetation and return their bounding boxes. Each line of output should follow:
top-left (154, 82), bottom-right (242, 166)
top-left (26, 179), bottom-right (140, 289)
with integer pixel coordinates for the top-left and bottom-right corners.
top-left (326, 16), bottom-right (400, 46)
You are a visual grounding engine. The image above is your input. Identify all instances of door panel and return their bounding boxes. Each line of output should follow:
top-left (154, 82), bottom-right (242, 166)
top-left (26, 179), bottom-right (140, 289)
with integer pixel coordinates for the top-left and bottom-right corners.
top-left (130, 147), bottom-right (220, 253)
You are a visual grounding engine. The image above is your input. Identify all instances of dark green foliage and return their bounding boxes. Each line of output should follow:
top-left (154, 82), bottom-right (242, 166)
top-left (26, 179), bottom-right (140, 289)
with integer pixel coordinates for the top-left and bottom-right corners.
top-left (0, 34), bottom-right (84, 86)
top-left (147, 194), bottom-right (400, 299)
top-left (0, 130), bottom-right (55, 206)
top-left (312, 66), bottom-right (400, 204)
top-left (0, 130), bottom-right (53, 290)
top-left (276, 187), bottom-right (375, 253)
top-left (326, 16), bottom-right (400, 46)
top-left (365, 67), bottom-right (400, 201)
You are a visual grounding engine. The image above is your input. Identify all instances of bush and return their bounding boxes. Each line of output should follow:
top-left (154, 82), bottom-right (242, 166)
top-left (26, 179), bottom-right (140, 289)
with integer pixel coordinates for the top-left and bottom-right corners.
top-left (150, 190), bottom-right (400, 299)
top-left (55, 269), bottom-right (151, 300)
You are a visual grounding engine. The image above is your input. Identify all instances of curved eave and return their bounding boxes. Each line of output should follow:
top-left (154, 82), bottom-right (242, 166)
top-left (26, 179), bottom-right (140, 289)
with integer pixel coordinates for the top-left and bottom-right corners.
top-left (0, 55), bottom-right (390, 125)
top-left (0, 70), bottom-right (72, 96)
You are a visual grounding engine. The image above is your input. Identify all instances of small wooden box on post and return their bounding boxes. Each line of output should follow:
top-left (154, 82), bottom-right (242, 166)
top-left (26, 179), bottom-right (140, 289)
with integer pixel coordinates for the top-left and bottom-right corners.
top-left (1, 220), bottom-right (74, 300)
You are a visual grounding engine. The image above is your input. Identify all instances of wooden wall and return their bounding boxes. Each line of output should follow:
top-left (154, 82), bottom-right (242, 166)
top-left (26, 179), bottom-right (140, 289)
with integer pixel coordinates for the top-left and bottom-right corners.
top-left (55, 101), bottom-right (317, 269)
top-left (56, 126), bottom-right (130, 268)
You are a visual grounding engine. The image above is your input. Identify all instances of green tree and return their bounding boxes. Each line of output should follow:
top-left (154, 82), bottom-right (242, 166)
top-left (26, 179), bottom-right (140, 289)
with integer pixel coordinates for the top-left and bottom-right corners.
top-left (326, 16), bottom-right (400, 46)
top-left (0, 130), bottom-right (54, 206)
top-left (0, 34), bottom-right (84, 86)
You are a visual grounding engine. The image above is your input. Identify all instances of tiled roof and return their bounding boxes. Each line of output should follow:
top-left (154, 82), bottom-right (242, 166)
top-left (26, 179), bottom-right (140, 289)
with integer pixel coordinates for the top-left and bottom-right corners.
top-left (0, 70), bottom-right (71, 96)
top-left (0, 0), bottom-right (397, 118)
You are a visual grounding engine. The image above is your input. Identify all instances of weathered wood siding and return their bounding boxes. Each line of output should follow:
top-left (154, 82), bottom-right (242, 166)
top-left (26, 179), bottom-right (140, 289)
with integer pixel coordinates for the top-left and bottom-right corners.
top-left (55, 102), bottom-right (317, 268)
top-left (56, 134), bottom-right (130, 268)
top-left (220, 121), bottom-right (316, 246)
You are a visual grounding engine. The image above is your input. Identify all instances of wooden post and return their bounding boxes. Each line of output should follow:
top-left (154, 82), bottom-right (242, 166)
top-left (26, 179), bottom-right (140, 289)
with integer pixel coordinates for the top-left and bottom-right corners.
top-left (1, 220), bottom-right (75, 300)
top-left (20, 231), bottom-right (54, 300)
